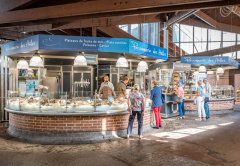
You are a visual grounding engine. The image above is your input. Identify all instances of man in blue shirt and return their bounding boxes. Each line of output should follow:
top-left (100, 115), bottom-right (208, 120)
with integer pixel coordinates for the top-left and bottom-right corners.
top-left (150, 80), bottom-right (163, 129)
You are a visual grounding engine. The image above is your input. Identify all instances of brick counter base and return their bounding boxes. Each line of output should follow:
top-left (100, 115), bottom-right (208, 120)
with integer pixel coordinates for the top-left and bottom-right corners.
top-left (8, 110), bottom-right (154, 144)
top-left (184, 100), bottom-right (234, 111)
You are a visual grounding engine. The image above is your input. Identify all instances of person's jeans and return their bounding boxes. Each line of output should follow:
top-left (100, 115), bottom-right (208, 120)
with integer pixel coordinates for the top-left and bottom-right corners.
top-left (127, 110), bottom-right (143, 136)
top-left (153, 107), bottom-right (162, 127)
top-left (178, 99), bottom-right (185, 117)
top-left (204, 97), bottom-right (210, 119)
top-left (197, 96), bottom-right (206, 118)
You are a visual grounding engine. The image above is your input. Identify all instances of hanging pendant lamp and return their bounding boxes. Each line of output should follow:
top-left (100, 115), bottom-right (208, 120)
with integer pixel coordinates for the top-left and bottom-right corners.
top-left (74, 52), bottom-right (87, 66)
top-left (199, 65), bottom-right (206, 73)
top-left (137, 58), bottom-right (148, 72)
top-left (116, 53), bottom-right (128, 67)
top-left (29, 51), bottom-right (43, 67)
top-left (17, 59), bottom-right (29, 69)
top-left (216, 67), bottom-right (224, 74)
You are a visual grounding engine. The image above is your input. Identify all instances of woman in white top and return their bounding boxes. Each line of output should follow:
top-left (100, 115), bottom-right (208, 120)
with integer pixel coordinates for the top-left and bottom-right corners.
top-left (196, 80), bottom-right (206, 121)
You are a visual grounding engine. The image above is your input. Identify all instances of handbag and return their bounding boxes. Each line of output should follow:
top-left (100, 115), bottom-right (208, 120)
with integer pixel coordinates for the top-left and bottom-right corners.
top-left (205, 97), bottom-right (209, 102)
top-left (176, 96), bottom-right (183, 103)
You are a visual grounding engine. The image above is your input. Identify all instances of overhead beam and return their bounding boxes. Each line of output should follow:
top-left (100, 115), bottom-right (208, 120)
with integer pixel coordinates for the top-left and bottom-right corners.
top-left (14, 14), bottom-right (161, 33)
top-left (165, 10), bottom-right (198, 28)
top-left (186, 44), bottom-right (240, 57)
top-left (192, 10), bottom-right (240, 34)
top-left (0, 0), bottom-right (40, 13)
top-left (0, 0), bottom-right (240, 27)
top-left (194, 10), bottom-right (218, 28)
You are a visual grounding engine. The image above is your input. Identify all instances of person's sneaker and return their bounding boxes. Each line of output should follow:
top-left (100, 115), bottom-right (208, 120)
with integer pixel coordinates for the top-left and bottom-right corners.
top-left (139, 135), bottom-right (143, 139)
top-left (195, 118), bottom-right (202, 121)
top-left (159, 125), bottom-right (162, 128)
top-left (153, 127), bottom-right (160, 129)
top-left (126, 134), bottom-right (129, 139)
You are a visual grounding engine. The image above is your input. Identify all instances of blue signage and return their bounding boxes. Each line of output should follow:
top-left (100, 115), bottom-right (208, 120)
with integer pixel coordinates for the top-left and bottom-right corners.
top-left (181, 56), bottom-right (239, 68)
top-left (1, 35), bottom-right (39, 57)
top-left (1, 35), bottom-right (168, 61)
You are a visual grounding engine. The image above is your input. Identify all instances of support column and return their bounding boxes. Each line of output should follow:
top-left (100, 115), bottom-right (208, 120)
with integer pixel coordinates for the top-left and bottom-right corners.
top-left (0, 55), bottom-right (4, 121)
top-left (163, 23), bottom-right (169, 50)
top-left (5, 56), bottom-right (8, 120)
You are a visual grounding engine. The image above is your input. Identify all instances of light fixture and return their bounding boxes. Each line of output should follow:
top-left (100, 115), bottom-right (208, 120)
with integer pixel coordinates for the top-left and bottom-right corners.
top-left (216, 67), bottom-right (224, 74)
top-left (17, 59), bottom-right (29, 69)
top-left (116, 53), bottom-right (128, 67)
top-left (137, 58), bottom-right (148, 72)
top-left (199, 65), bottom-right (206, 73)
top-left (30, 51), bottom-right (43, 67)
top-left (74, 52), bottom-right (87, 66)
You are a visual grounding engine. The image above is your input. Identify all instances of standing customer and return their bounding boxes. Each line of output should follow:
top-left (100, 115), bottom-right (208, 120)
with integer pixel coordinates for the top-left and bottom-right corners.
top-left (203, 78), bottom-right (211, 119)
top-left (127, 84), bottom-right (145, 139)
top-left (174, 82), bottom-right (185, 120)
top-left (150, 80), bottom-right (163, 129)
top-left (196, 80), bottom-right (206, 121)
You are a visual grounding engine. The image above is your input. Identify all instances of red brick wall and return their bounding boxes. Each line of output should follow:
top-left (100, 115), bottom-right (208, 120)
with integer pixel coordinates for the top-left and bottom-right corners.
top-left (207, 70), bottom-right (230, 86)
top-left (9, 110), bottom-right (154, 132)
top-left (184, 100), bottom-right (234, 111)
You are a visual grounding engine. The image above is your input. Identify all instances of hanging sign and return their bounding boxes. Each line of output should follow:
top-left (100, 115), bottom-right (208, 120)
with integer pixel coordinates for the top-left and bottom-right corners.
top-left (173, 63), bottom-right (191, 71)
top-left (181, 56), bottom-right (238, 68)
top-left (2, 35), bottom-right (168, 61)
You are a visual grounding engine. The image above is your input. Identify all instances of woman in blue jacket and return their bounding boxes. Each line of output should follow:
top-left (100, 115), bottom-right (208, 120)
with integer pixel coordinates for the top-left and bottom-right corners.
top-left (150, 80), bottom-right (163, 129)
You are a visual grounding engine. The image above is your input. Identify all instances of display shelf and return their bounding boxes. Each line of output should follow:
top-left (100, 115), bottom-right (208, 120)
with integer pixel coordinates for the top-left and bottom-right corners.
top-left (236, 90), bottom-right (240, 102)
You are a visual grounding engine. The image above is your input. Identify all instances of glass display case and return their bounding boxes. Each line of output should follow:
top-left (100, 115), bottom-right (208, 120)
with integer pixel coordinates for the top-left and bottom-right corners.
top-left (211, 85), bottom-right (234, 99)
top-left (6, 90), bottom-right (152, 113)
top-left (184, 84), bottom-right (197, 100)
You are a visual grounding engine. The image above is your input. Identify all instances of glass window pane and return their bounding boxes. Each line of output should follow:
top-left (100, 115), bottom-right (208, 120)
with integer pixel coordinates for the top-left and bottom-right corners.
top-left (119, 25), bottom-right (128, 32)
top-left (180, 43), bottom-right (193, 54)
top-left (194, 42), bottom-right (207, 53)
top-left (173, 24), bottom-right (180, 43)
top-left (238, 34), bottom-right (240, 41)
top-left (223, 42), bottom-right (236, 47)
top-left (223, 52), bottom-right (236, 59)
top-left (150, 23), bottom-right (157, 45)
top-left (180, 24), bottom-right (193, 42)
top-left (223, 32), bottom-right (236, 41)
top-left (208, 42), bottom-right (221, 50)
top-left (194, 27), bottom-right (207, 42)
top-left (237, 51), bottom-right (240, 59)
top-left (141, 23), bottom-right (148, 43)
top-left (208, 29), bottom-right (221, 42)
top-left (131, 24), bottom-right (139, 39)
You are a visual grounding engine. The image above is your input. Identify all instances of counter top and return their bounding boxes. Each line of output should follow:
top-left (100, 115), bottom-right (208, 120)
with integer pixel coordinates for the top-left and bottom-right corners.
top-left (184, 98), bottom-right (235, 102)
top-left (5, 107), bottom-right (134, 117)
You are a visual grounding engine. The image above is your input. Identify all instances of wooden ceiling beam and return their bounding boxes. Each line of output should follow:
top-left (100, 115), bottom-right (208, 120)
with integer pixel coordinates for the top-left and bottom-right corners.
top-left (192, 10), bottom-right (240, 33)
top-left (11, 14), bottom-right (161, 33)
top-left (164, 10), bottom-right (198, 28)
top-left (186, 44), bottom-right (240, 56)
top-left (0, 0), bottom-right (239, 28)
top-left (194, 10), bottom-right (218, 28)
top-left (0, 0), bottom-right (40, 13)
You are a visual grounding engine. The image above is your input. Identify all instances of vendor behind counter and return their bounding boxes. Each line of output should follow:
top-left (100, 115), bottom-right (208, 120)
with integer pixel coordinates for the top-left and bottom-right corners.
top-left (98, 75), bottom-right (116, 99)
top-left (115, 76), bottom-right (129, 98)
